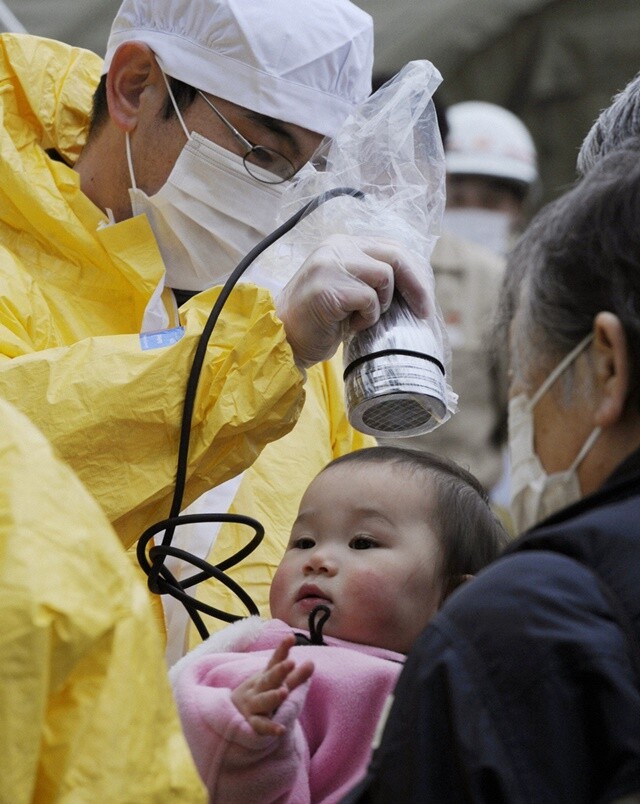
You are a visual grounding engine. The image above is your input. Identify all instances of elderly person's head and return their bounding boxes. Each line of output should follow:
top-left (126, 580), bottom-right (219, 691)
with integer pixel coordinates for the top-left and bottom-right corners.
top-left (497, 144), bottom-right (640, 533)
top-left (577, 71), bottom-right (640, 176)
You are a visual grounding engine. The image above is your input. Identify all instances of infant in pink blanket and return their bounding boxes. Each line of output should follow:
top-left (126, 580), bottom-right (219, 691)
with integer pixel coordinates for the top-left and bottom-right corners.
top-left (170, 446), bottom-right (507, 803)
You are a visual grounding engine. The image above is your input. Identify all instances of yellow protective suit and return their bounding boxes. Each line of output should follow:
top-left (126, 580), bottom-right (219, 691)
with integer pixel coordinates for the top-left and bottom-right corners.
top-left (0, 37), bottom-right (302, 559)
top-left (0, 33), bottom-right (371, 646)
top-left (0, 397), bottom-right (205, 802)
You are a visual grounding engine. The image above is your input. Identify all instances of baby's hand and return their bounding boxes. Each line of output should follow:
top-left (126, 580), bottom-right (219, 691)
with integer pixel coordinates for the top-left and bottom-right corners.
top-left (231, 634), bottom-right (314, 736)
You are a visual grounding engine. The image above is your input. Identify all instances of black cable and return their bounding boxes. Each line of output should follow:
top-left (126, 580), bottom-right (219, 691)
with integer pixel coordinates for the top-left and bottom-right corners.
top-left (343, 347), bottom-right (445, 380)
top-left (137, 512), bottom-right (266, 640)
top-left (137, 187), bottom-right (364, 639)
top-left (294, 604), bottom-right (331, 646)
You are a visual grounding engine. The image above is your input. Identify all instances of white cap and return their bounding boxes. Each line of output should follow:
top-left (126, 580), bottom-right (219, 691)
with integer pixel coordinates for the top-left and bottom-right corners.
top-left (102, 0), bottom-right (374, 138)
top-left (445, 101), bottom-right (538, 186)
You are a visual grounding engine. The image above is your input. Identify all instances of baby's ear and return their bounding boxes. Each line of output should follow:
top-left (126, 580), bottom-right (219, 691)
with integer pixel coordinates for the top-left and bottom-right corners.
top-left (440, 574), bottom-right (474, 606)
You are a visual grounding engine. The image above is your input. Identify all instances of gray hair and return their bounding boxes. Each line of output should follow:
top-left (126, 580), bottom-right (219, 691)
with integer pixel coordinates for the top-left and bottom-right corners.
top-left (497, 144), bottom-right (640, 399)
top-left (577, 71), bottom-right (640, 176)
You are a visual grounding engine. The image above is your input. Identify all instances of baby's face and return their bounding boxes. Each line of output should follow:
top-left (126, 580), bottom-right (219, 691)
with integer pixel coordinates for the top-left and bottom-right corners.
top-left (269, 462), bottom-right (443, 654)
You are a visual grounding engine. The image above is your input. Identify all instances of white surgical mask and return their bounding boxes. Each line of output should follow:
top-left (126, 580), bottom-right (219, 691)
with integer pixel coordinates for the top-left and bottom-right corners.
top-left (127, 75), bottom-right (286, 292)
top-left (509, 334), bottom-right (602, 533)
top-left (442, 208), bottom-right (512, 255)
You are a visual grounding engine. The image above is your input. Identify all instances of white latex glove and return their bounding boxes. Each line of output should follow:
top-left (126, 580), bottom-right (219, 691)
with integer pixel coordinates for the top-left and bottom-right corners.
top-left (275, 234), bottom-right (430, 369)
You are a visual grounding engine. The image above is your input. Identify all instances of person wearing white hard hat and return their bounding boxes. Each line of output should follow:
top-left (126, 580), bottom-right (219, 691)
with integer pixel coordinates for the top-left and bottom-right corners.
top-left (380, 96), bottom-right (523, 517)
top-left (436, 101), bottom-right (539, 522)
top-left (443, 100), bottom-right (539, 256)
top-left (0, 0), bottom-right (435, 796)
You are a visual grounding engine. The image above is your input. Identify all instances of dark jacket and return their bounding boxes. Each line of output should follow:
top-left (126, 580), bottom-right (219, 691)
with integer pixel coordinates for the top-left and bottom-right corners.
top-left (345, 450), bottom-right (640, 803)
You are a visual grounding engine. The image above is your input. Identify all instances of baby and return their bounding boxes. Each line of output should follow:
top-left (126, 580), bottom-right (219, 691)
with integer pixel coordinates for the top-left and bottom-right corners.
top-left (170, 446), bottom-right (508, 802)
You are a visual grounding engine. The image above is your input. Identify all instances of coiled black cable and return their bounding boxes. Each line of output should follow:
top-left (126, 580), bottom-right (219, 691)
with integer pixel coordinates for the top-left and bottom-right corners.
top-left (294, 604), bottom-right (332, 646)
top-left (137, 187), bottom-right (364, 640)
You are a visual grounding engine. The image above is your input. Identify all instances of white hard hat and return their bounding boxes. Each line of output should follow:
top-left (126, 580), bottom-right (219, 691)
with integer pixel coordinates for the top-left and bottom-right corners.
top-left (445, 101), bottom-right (538, 186)
top-left (103, 0), bottom-right (373, 138)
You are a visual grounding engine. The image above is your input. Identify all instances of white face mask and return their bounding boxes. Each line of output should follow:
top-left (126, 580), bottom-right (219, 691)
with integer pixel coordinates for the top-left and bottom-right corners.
top-left (509, 334), bottom-right (602, 533)
top-left (127, 76), bottom-right (286, 292)
top-left (442, 208), bottom-right (512, 255)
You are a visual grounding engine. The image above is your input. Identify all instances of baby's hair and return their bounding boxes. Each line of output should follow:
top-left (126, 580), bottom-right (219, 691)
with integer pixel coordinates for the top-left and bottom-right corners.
top-left (322, 446), bottom-right (509, 603)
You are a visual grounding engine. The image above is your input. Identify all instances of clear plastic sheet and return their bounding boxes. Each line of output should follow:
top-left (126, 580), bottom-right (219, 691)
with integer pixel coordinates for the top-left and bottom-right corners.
top-left (248, 60), bottom-right (457, 435)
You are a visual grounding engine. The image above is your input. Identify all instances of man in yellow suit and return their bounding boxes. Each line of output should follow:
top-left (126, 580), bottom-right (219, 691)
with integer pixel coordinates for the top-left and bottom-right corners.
top-left (0, 0), bottom-right (441, 659)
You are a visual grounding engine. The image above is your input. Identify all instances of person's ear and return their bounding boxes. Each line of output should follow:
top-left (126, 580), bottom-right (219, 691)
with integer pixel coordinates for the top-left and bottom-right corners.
top-left (592, 312), bottom-right (629, 428)
top-left (105, 42), bottom-right (161, 132)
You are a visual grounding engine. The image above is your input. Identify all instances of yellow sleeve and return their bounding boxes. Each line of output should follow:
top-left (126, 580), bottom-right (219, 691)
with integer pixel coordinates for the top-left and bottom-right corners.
top-left (0, 283), bottom-right (304, 548)
top-left (0, 398), bottom-right (206, 802)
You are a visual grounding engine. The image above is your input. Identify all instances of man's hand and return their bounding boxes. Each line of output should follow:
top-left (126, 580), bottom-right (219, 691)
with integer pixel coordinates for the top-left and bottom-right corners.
top-left (276, 234), bottom-right (430, 369)
top-left (231, 634), bottom-right (314, 736)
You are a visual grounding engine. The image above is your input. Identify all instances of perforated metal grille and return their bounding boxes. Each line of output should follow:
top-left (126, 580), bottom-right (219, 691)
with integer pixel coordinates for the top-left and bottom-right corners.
top-left (361, 397), bottom-right (432, 432)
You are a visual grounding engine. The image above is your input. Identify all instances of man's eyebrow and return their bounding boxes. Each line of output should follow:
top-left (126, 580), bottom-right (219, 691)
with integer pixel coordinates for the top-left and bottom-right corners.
top-left (245, 111), bottom-right (300, 156)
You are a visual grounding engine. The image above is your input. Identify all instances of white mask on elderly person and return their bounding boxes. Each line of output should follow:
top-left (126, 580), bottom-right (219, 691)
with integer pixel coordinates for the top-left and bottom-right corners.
top-left (509, 334), bottom-right (602, 533)
top-left (127, 77), bottom-right (286, 292)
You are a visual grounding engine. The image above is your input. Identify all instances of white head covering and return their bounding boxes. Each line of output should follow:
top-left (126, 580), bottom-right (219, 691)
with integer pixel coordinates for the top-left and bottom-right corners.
top-left (445, 101), bottom-right (538, 186)
top-left (102, 0), bottom-right (374, 138)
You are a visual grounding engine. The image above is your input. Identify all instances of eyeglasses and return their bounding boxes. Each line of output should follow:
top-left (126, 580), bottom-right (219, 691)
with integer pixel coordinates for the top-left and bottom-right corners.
top-left (198, 92), bottom-right (296, 184)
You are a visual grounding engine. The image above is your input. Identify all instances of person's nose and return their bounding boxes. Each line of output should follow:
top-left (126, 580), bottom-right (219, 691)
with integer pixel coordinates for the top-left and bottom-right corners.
top-left (303, 547), bottom-right (337, 576)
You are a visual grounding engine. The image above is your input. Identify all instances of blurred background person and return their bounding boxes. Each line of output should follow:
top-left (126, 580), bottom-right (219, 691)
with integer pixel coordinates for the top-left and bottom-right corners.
top-left (443, 100), bottom-right (539, 255)
top-left (377, 88), bottom-right (538, 527)
top-left (441, 100), bottom-right (539, 518)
